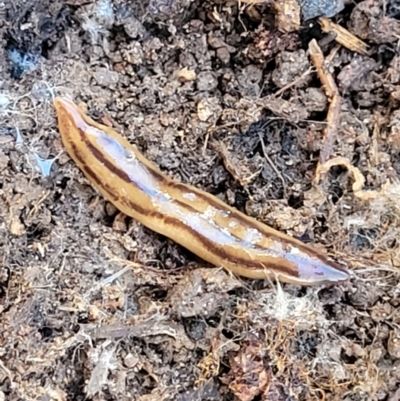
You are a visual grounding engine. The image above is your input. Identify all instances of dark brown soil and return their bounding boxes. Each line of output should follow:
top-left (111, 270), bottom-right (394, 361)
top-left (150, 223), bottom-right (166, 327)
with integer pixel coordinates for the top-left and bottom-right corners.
top-left (1, 0), bottom-right (400, 400)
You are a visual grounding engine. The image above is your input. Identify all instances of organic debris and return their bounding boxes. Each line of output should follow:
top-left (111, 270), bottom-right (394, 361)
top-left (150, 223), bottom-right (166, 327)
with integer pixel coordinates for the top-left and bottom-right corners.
top-left (319, 17), bottom-right (369, 55)
top-left (0, 0), bottom-right (400, 400)
top-left (308, 39), bottom-right (341, 166)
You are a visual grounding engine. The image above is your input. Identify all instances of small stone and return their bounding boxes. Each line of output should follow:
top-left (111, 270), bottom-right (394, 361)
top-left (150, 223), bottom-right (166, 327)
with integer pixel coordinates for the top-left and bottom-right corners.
top-left (175, 67), bottom-right (196, 82)
top-left (301, 87), bottom-right (327, 112)
top-left (237, 64), bottom-right (263, 96)
top-left (88, 305), bottom-right (101, 321)
top-left (272, 50), bottom-right (310, 89)
top-left (118, 14), bottom-right (145, 39)
top-left (297, 0), bottom-right (344, 20)
top-left (124, 353), bottom-right (139, 368)
top-left (196, 71), bottom-right (218, 91)
top-left (0, 149), bottom-right (9, 171)
top-left (197, 100), bottom-right (213, 122)
top-left (388, 330), bottom-right (400, 358)
top-left (216, 47), bottom-right (230, 64)
top-left (93, 67), bottom-right (119, 87)
top-left (197, 97), bottom-right (222, 122)
top-left (9, 216), bottom-right (25, 236)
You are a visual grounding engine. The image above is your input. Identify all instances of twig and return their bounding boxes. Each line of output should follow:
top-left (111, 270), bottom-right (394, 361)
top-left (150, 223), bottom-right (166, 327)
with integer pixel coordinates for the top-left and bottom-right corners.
top-left (308, 39), bottom-right (341, 169)
top-left (274, 67), bottom-right (314, 97)
top-left (319, 17), bottom-right (369, 56)
top-left (202, 131), bottom-right (210, 156)
top-left (27, 190), bottom-right (50, 219)
top-left (258, 132), bottom-right (287, 197)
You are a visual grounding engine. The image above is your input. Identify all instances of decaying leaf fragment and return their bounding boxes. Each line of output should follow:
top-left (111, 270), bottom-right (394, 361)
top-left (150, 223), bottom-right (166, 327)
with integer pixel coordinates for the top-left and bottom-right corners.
top-left (86, 344), bottom-right (116, 397)
top-left (221, 338), bottom-right (270, 401)
top-left (175, 66), bottom-right (196, 82)
top-left (197, 338), bottom-right (222, 385)
top-left (319, 17), bottom-right (369, 55)
top-left (168, 268), bottom-right (240, 318)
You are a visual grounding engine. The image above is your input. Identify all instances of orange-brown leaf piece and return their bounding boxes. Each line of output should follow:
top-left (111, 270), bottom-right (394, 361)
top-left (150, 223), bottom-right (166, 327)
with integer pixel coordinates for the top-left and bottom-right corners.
top-left (221, 338), bottom-right (270, 401)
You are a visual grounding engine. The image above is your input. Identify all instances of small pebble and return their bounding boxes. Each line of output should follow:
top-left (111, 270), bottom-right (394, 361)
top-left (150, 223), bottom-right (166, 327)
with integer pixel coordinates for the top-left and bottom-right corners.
top-left (297, 0), bottom-right (344, 20)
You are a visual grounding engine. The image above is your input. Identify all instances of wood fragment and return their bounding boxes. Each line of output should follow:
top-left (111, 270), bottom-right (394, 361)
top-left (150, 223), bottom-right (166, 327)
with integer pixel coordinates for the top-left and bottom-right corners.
top-left (308, 39), bottom-right (341, 166)
top-left (319, 17), bottom-right (369, 56)
top-left (274, 0), bottom-right (300, 33)
top-left (274, 67), bottom-right (313, 97)
top-left (258, 133), bottom-right (287, 197)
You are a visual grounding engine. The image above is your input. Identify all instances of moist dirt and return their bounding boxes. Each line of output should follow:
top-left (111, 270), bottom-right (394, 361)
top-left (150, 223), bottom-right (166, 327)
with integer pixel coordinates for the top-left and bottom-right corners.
top-left (1, 1), bottom-right (400, 400)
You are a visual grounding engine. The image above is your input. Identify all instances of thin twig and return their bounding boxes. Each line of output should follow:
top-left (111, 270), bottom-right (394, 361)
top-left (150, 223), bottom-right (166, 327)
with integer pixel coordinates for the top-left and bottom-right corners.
top-left (274, 67), bottom-right (314, 97)
top-left (319, 17), bottom-right (369, 55)
top-left (258, 132), bottom-right (287, 197)
top-left (308, 39), bottom-right (341, 169)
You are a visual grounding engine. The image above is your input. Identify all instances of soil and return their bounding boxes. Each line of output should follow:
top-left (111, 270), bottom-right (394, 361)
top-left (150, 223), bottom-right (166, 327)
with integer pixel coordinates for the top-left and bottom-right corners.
top-left (1, 0), bottom-right (400, 400)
